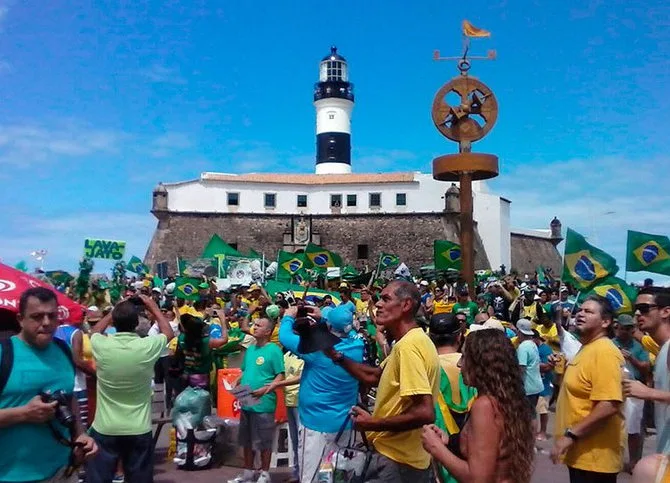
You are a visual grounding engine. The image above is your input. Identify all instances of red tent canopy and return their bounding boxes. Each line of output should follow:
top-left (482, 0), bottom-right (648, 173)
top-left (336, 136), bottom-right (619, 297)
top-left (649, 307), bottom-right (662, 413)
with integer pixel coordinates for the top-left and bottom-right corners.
top-left (0, 262), bottom-right (85, 323)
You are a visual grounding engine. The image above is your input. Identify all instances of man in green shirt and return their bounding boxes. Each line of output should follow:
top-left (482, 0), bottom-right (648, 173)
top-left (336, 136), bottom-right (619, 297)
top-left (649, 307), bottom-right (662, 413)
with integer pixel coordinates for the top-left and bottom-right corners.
top-left (87, 295), bottom-right (174, 483)
top-left (451, 287), bottom-right (479, 326)
top-left (229, 318), bottom-right (284, 483)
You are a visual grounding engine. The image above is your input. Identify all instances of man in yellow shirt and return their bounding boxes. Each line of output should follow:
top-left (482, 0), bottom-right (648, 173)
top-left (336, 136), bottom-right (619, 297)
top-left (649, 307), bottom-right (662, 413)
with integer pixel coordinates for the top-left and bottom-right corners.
top-left (326, 280), bottom-right (439, 482)
top-left (551, 295), bottom-right (624, 482)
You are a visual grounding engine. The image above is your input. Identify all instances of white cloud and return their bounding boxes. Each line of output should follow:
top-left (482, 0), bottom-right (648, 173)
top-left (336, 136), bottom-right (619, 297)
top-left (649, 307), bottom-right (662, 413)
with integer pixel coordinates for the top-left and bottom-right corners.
top-left (490, 155), bottom-right (670, 283)
top-left (0, 122), bottom-right (127, 166)
top-left (140, 63), bottom-right (186, 85)
top-left (0, 212), bottom-right (156, 272)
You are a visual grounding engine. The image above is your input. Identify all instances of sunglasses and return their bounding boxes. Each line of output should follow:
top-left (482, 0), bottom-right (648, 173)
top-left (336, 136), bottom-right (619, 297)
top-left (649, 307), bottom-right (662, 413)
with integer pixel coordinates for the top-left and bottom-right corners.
top-left (634, 303), bottom-right (658, 314)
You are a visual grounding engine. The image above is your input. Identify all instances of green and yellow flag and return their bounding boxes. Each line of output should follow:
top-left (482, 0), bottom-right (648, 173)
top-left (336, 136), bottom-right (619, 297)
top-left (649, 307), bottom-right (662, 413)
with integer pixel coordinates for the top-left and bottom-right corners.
top-left (46, 270), bottom-right (74, 286)
top-left (378, 252), bottom-right (400, 270)
top-left (562, 228), bottom-right (618, 289)
top-left (434, 240), bottom-right (463, 271)
top-left (174, 277), bottom-right (201, 301)
top-left (277, 251), bottom-right (309, 281)
top-left (202, 234), bottom-right (242, 258)
top-left (626, 230), bottom-right (670, 276)
top-left (305, 243), bottom-right (343, 268)
top-left (127, 256), bottom-right (149, 275)
top-left (583, 276), bottom-right (638, 315)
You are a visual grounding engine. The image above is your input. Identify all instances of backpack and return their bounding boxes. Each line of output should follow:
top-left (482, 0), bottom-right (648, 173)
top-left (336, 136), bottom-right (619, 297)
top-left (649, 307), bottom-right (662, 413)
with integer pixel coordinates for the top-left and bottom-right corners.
top-left (0, 337), bottom-right (75, 396)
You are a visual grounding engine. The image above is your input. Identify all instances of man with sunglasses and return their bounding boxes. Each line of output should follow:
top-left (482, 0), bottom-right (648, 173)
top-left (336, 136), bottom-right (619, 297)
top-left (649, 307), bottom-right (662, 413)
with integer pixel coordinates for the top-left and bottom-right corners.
top-left (623, 288), bottom-right (670, 456)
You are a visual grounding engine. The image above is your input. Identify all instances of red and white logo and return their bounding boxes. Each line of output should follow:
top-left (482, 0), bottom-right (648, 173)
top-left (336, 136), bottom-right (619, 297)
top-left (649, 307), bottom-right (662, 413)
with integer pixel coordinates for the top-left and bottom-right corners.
top-left (0, 279), bottom-right (16, 292)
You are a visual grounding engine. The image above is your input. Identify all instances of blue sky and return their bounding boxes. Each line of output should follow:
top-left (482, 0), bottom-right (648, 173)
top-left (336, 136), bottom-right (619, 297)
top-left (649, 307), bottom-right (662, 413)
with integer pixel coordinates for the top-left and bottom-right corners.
top-left (0, 0), bottom-right (668, 283)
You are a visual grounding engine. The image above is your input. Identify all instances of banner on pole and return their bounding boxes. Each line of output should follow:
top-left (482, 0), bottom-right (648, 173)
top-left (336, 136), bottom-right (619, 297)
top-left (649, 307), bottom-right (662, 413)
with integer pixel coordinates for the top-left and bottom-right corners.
top-left (84, 238), bottom-right (126, 260)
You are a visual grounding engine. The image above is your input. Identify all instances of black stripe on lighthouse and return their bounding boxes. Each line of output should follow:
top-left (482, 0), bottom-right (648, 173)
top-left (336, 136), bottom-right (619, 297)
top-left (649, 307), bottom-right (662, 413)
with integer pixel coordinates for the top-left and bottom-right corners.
top-left (316, 132), bottom-right (351, 165)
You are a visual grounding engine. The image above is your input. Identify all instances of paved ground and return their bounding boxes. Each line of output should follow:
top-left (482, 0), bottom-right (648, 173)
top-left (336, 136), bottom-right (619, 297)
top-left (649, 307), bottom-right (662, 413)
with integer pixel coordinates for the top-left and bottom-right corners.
top-left (152, 413), bottom-right (654, 482)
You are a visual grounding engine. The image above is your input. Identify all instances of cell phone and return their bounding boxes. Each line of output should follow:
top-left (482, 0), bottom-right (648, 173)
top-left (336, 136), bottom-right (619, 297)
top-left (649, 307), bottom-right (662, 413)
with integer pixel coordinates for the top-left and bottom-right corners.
top-left (297, 306), bottom-right (308, 318)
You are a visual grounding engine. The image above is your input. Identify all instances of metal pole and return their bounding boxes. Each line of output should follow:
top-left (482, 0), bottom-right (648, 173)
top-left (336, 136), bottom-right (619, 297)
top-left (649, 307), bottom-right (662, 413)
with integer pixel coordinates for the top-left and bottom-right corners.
top-left (459, 172), bottom-right (475, 297)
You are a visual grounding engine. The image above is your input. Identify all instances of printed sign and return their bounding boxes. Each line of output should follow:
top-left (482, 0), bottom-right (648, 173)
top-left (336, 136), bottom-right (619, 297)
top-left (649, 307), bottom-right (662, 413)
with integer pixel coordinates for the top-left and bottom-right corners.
top-left (83, 238), bottom-right (126, 260)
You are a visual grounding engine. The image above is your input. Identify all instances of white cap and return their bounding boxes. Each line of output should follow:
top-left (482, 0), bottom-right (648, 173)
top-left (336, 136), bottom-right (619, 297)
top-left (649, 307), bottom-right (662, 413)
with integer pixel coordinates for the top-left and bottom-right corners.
top-left (483, 319), bottom-right (505, 332)
top-left (420, 280), bottom-right (429, 287)
top-left (516, 318), bottom-right (534, 336)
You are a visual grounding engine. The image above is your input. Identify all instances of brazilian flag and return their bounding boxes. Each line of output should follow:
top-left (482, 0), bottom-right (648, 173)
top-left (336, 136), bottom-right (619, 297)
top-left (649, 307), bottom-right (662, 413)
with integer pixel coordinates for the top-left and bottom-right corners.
top-left (305, 243), bottom-right (343, 268)
top-left (582, 276), bottom-right (638, 315)
top-left (127, 255), bottom-right (149, 275)
top-left (378, 252), bottom-right (400, 269)
top-left (46, 270), bottom-right (74, 286)
top-left (434, 240), bottom-right (463, 270)
top-left (174, 277), bottom-right (202, 301)
top-left (562, 228), bottom-right (618, 289)
top-left (277, 251), bottom-right (309, 281)
top-left (626, 230), bottom-right (670, 276)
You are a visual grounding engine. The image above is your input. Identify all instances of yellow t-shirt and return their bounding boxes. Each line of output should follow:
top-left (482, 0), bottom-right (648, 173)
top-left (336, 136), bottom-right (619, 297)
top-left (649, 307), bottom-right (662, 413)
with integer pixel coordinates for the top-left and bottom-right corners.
top-left (523, 303), bottom-right (539, 324)
top-left (355, 299), bottom-right (369, 318)
top-left (555, 337), bottom-right (624, 473)
top-left (367, 327), bottom-right (439, 470)
top-left (642, 335), bottom-right (660, 356)
top-left (433, 300), bottom-right (454, 315)
top-left (536, 324), bottom-right (560, 353)
top-left (283, 352), bottom-right (304, 408)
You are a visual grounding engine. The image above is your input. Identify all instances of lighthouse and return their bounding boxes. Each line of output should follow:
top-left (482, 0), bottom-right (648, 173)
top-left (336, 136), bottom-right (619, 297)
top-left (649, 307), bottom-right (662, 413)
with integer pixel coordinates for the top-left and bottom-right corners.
top-left (314, 46), bottom-right (355, 174)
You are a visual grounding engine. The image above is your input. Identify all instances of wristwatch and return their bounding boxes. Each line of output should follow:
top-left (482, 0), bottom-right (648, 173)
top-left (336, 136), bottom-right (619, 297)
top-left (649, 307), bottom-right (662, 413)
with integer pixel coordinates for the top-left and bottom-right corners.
top-left (564, 428), bottom-right (579, 441)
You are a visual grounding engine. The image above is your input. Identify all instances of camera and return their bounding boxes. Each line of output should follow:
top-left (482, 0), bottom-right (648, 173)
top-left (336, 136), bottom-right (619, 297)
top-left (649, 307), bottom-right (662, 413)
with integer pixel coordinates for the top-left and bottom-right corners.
top-left (39, 390), bottom-right (75, 427)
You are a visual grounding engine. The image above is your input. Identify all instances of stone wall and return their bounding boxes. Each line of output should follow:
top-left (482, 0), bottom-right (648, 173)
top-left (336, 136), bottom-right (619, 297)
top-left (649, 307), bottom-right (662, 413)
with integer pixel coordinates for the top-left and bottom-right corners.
top-left (510, 234), bottom-right (562, 276)
top-left (144, 211), bottom-right (491, 275)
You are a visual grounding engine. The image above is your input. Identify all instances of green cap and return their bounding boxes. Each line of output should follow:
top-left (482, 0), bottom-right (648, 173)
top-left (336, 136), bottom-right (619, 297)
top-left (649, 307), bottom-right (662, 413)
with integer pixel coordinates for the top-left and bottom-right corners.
top-left (266, 304), bottom-right (281, 320)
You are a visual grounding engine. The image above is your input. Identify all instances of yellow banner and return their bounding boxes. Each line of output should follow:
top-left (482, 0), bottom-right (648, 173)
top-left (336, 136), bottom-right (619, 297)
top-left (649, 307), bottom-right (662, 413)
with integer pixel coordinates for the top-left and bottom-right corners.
top-left (462, 20), bottom-right (491, 38)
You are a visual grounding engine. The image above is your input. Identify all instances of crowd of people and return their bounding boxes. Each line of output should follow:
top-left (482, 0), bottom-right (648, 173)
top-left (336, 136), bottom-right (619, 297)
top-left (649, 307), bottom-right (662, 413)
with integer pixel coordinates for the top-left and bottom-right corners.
top-left (1, 268), bottom-right (670, 483)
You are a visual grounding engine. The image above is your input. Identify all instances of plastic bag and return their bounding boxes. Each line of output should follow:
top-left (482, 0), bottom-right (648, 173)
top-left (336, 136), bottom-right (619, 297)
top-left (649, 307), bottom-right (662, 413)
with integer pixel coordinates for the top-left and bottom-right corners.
top-left (172, 387), bottom-right (212, 435)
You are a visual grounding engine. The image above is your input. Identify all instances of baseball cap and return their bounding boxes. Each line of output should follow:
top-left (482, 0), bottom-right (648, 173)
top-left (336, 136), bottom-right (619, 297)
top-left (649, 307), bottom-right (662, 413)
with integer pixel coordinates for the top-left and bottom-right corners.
top-left (420, 280), bottom-right (429, 287)
top-left (516, 318), bottom-right (534, 336)
top-left (617, 314), bottom-right (635, 327)
top-left (266, 304), bottom-right (281, 320)
top-left (327, 305), bottom-right (354, 333)
top-left (483, 319), bottom-right (505, 332)
top-left (429, 313), bottom-right (462, 336)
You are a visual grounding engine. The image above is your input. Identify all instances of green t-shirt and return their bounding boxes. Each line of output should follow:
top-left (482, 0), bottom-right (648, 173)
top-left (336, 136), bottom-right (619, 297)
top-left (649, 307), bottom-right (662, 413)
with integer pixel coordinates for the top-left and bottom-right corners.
top-left (240, 343), bottom-right (285, 413)
top-left (451, 301), bottom-right (479, 326)
top-left (91, 332), bottom-right (167, 436)
top-left (178, 333), bottom-right (212, 375)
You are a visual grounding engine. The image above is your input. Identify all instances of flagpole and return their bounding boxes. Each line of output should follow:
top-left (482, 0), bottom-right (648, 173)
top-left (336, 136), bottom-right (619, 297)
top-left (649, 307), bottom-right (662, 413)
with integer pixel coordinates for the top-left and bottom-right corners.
top-left (176, 256), bottom-right (181, 276)
top-left (375, 253), bottom-right (382, 280)
top-left (261, 252), bottom-right (265, 285)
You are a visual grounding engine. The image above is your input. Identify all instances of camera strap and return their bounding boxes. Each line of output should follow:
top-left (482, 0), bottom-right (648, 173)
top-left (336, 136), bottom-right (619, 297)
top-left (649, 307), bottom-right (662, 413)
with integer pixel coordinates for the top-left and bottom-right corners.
top-left (47, 421), bottom-right (84, 477)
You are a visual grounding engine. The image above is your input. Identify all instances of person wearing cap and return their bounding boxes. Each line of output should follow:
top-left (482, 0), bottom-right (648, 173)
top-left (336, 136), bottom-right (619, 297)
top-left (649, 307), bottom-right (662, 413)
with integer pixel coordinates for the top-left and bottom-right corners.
top-left (325, 280), bottom-right (439, 481)
top-left (551, 295), bottom-right (624, 482)
top-left (516, 319), bottom-right (544, 420)
top-left (451, 287), bottom-right (478, 327)
top-left (278, 304), bottom-right (364, 482)
top-left (511, 286), bottom-right (545, 327)
top-left (429, 313), bottom-right (476, 483)
top-left (613, 314), bottom-right (650, 471)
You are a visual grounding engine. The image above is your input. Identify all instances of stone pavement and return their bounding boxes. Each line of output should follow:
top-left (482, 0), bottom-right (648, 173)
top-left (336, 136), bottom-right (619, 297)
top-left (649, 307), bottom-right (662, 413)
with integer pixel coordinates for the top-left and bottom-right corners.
top-left (153, 415), bottom-right (649, 482)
